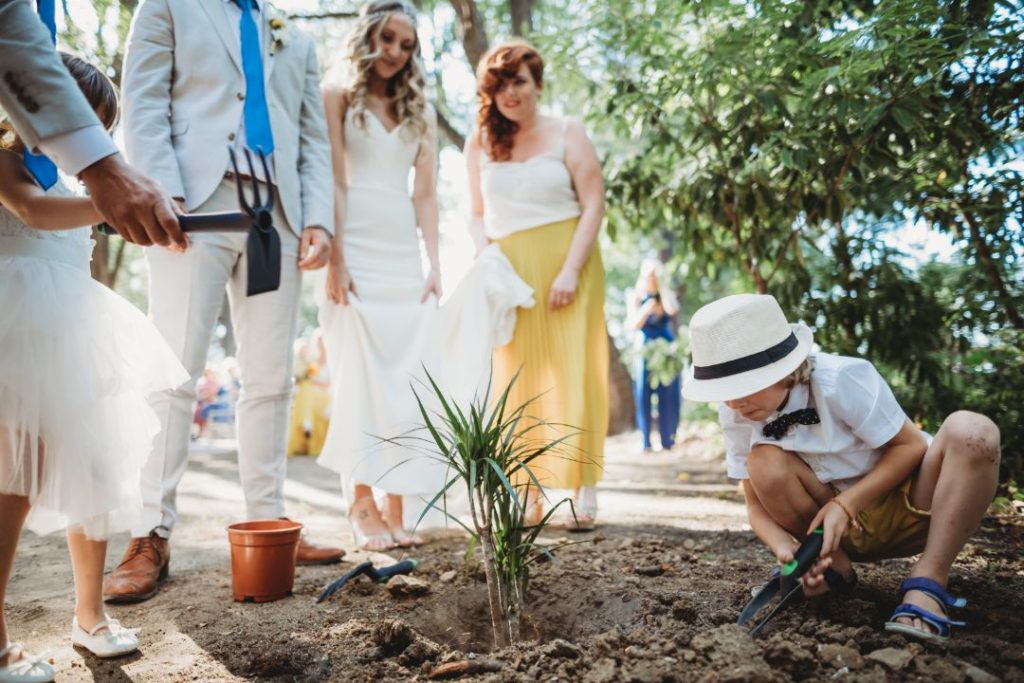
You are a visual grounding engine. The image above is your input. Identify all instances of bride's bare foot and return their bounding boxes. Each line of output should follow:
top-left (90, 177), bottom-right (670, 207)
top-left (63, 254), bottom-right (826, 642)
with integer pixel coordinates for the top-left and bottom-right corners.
top-left (382, 495), bottom-right (423, 548)
top-left (348, 496), bottom-right (396, 551)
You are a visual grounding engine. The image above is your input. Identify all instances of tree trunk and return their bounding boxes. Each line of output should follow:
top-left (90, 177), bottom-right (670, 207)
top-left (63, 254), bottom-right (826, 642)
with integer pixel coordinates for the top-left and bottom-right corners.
top-left (509, 0), bottom-right (533, 36)
top-left (437, 108), bottom-right (467, 150)
top-left (962, 208), bottom-right (1023, 329)
top-left (89, 231), bottom-right (126, 289)
top-left (607, 334), bottom-right (635, 436)
top-left (449, 0), bottom-right (489, 72)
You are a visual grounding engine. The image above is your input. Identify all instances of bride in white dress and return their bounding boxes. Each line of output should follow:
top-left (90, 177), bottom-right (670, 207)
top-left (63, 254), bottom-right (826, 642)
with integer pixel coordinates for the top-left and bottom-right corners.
top-left (318, 1), bottom-right (531, 550)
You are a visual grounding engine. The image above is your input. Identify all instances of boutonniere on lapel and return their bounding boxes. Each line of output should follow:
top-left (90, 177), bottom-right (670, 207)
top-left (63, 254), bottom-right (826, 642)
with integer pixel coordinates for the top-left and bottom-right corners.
top-left (267, 15), bottom-right (288, 54)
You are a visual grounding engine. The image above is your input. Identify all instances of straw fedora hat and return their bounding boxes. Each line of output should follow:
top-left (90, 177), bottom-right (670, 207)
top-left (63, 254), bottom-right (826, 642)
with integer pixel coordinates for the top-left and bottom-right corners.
top-left (682, 294), bottom-right (813, 402)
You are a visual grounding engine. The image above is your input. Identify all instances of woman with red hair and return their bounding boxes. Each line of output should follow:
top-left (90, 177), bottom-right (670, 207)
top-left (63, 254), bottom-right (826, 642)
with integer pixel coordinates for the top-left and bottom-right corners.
top-left (466, 41), bottom-right (609, 529)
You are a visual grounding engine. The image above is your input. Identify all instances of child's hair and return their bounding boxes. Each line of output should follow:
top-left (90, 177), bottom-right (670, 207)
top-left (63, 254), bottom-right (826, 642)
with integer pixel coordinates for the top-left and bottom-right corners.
top-left (782, 357), bottom-right (815, 388)
top-left (1, 52), bottom-right (119, 152)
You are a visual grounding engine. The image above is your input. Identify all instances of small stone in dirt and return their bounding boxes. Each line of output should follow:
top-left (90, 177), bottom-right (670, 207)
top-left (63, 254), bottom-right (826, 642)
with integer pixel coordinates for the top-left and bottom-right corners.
top-left (683, 538), bottom-right (697, 550)
top-left (671, 598), bottom-right (698, 623)
top-left (387, 575), bottom-right (430, 597)
top-left (582, 657), bottom-right (618, 683)
top-left (912, 655), bottom-right (964, 683)
top-left (399, 638), bottom-right (441, 668)
top-left (632, 565), bottom-right (664, 577)
top-left (700, 663), bottom-right (785, 682)
top-left (765, 640), bottom-right (816, 678)
top-left (865, 647), bottom-right (914, 671)
top-left (428, 659), bottom-right (502, 679)
top-left (818, 643), bottom-right (864, 671)
top-left (540, 638), bottom-right (581, 660)
top-left (963, 664), bottom-right (1001, 683)
top-left (374, 619), bottom-right (415, 657)
top-left (439, 569), bottom-right (457, 583)
top-left (690, 624), bottom-right (760, 664)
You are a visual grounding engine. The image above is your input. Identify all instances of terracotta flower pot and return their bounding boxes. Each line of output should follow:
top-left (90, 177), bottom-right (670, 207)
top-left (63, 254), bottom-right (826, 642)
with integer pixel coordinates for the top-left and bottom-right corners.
top-left (226, 519), bottom-right (303, 602)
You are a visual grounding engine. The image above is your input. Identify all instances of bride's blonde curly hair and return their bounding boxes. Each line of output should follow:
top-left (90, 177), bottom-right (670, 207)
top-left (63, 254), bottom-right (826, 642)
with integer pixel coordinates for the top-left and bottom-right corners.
top-left (333, 0), bottom-right (428, 141)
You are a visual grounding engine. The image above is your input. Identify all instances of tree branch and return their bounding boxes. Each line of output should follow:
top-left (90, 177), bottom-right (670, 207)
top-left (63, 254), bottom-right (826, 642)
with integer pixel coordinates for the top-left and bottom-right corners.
top-left (509, 0), bottom-right (534, 36)
top-left (959, 205), bottom-right (1023, 329)
top-left (450, 0), bottom-right (489, 72)
top-left (437, 108), bottom-right (467, 150)
top-left (287, 11), bottom-right (358, 21)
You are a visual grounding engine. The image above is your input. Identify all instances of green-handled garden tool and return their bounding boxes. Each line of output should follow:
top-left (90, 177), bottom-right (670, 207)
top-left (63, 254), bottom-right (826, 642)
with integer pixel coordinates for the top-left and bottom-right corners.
top-left (737, 528), bottom-right (824, 636)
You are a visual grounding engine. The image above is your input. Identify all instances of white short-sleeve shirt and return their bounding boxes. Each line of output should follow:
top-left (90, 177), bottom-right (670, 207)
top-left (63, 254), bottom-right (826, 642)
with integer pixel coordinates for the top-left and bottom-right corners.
top-left (720, 352), bottom-right (908, 491)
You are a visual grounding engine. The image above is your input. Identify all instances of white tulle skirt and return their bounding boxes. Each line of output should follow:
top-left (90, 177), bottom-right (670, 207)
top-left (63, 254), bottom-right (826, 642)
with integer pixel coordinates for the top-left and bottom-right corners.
top-left (0, 236), bottom-right (188, 539)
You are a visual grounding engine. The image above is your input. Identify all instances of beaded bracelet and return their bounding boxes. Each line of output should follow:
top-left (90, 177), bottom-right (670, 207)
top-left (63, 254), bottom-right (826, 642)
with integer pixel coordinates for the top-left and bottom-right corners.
top-left (833, 497), bottom-right (863, 532)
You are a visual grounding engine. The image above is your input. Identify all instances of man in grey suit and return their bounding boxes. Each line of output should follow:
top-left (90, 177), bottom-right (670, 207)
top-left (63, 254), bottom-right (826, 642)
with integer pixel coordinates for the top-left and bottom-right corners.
top-left (102, 0), bottom-right (345, 603)
top-left (0, 0), bottom-right (186, 248)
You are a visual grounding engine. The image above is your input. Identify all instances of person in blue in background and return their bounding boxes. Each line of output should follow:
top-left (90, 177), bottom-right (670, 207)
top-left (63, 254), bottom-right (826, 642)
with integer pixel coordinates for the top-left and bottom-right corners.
top-left (627, 258), bottom-right (682, 452)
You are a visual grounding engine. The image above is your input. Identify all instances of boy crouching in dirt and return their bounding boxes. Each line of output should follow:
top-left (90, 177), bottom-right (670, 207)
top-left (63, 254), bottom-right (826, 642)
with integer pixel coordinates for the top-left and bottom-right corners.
top-left (682, 293), bottom-right (1001, 641)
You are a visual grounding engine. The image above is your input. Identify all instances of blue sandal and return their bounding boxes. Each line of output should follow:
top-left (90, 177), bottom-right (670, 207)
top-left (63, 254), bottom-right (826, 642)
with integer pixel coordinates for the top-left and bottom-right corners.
top-left (885, 577), bottom-right (966, 642)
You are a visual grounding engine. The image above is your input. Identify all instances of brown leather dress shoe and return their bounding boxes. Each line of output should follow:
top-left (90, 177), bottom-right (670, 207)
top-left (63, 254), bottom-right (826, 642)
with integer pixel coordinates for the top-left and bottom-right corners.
top-left (296, 537), bottom-right (345, 565)
top-left (103, 530), bottom-right (170, 604)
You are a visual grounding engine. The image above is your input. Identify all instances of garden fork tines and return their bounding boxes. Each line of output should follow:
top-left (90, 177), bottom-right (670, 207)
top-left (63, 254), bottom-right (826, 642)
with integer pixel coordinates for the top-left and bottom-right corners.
top-left (228, 146), bottom-right (275, 232)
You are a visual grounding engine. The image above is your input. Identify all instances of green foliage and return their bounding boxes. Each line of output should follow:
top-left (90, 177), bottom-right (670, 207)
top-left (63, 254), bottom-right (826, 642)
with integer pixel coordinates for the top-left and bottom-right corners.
top-left (638, 336), bottom-right (686, 389)
top-left (991, 480), bottom-right (1024, 516)
top-left (548, 0), bottom-right (1024, 479)
top-left (409, 370), bottom-right (575, 647)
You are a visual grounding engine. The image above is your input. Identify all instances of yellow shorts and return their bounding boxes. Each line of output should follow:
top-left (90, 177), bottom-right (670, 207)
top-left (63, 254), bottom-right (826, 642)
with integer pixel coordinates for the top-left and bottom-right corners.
top-left (838, 477), bottom-right (931, 562)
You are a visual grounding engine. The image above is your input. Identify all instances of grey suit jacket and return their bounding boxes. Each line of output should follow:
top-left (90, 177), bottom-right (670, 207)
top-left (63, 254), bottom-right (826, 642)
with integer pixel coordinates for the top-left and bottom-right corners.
top-left (0, 0), bottom-right (100, 152)
top-left (122, 0), bottom-right (333, 235)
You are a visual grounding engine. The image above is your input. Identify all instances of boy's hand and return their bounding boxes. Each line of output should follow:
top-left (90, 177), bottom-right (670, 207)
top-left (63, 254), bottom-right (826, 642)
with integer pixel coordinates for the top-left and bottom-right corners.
top-left (808, 501), bottom-right (852, 556)
top-left (771, 540), bottom-right (798, 565)
top-left (800, 555), bottom-right (835, 596)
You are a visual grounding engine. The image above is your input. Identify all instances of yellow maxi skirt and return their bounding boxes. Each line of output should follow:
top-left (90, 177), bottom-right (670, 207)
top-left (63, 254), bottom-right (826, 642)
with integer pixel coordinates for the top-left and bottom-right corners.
top-left (493, 218), bottom-right (609, 489)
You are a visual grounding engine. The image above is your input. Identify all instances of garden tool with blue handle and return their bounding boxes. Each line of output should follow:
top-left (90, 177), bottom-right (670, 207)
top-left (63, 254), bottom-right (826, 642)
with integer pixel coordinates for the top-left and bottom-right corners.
top-left (316, 559), bottom-right (419, 603)
top-left (737, 528), bottom-right (824, 636)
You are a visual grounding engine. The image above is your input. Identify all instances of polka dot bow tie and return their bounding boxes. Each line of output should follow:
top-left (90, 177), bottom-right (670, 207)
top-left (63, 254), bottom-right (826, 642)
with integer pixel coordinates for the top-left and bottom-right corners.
top-left (761, 408), bottom-right (820, 440)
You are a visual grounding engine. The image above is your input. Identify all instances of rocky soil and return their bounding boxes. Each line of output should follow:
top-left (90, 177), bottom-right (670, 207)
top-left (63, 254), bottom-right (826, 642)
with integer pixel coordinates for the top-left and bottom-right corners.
top-left (8, 425), bottom-right (1023, 681)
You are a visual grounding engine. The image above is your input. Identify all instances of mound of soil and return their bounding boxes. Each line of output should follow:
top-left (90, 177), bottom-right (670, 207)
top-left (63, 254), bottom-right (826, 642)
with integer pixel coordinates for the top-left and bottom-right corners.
top-left (8, 431), bottom-right (1024, 681)
top-left (246, 520), bottom-right (1021, 682)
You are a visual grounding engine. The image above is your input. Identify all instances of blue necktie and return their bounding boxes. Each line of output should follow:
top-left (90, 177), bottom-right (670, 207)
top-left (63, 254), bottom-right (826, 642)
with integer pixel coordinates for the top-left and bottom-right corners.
top-left (23, 0), bottom-right (59, 190)
top-left (232, 0), bottom-right (274, 155)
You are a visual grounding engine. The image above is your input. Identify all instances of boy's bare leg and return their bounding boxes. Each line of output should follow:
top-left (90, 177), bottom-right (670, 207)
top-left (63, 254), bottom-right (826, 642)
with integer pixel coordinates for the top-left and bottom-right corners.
top-left (746, 444), bottom-right (853, 594)
top-left (894, 411), bottom-right (1000, 633)
top-left (0, 493), bottom-right (30, 667)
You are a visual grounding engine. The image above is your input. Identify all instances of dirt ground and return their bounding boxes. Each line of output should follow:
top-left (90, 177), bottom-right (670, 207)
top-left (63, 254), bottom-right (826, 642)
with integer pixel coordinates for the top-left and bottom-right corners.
top-left (8, 424), bottom-right (1024, 682)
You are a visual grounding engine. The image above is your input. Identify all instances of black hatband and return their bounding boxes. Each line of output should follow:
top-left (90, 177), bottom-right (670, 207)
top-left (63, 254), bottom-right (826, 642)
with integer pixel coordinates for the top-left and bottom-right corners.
top-left (693, 332), bottom-right (799, 380)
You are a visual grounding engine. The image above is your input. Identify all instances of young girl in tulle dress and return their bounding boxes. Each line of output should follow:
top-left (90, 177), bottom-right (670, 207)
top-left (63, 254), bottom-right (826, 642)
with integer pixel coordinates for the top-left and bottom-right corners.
top-left (0, 53), bottom-right (187, 682)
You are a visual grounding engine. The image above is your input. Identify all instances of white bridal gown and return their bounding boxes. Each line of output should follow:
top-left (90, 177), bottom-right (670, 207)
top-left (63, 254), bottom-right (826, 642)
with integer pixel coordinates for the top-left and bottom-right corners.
top-left (317, 109), bottom-right (533, 517)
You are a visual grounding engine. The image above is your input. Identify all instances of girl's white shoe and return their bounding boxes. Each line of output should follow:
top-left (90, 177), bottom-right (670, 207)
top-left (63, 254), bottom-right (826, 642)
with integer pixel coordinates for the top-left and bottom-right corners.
top-left (70, 617), bottom-right (139, 658)
top-left (0, 643), bottom-right (55, 683)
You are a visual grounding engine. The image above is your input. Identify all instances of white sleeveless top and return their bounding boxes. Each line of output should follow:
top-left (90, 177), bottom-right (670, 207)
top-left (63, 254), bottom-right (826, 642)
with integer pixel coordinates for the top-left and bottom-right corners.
top-left (480, 118), bottom-right (581, 239)
top-left (0, 179), bottom-right (93, 269)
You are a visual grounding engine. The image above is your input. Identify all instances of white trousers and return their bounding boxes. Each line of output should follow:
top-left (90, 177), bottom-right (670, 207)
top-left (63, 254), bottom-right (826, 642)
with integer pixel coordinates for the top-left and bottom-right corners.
top-left (133, 178), bottom-right (301, 537)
